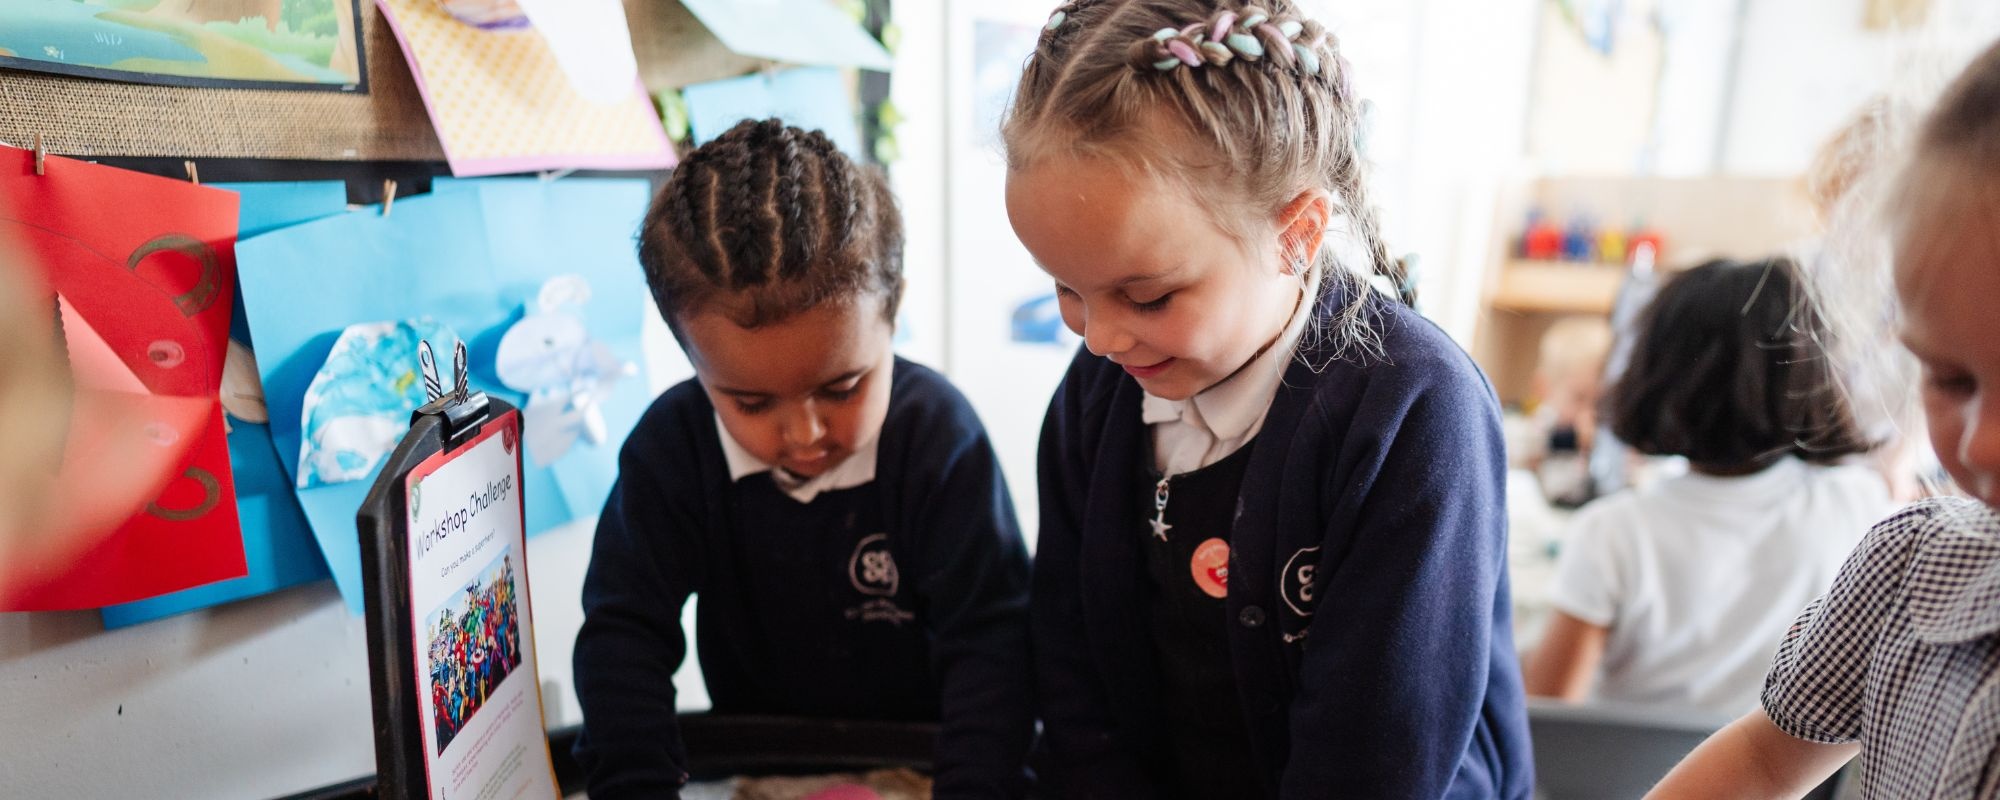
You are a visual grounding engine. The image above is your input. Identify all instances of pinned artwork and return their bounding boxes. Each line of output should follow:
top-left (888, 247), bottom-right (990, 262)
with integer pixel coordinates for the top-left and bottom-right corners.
top-left (299, 319), bottom-right (462, 488)
top-left (0, 0), bottom-right (367, 91)
top-left (236, 178), bottom-right (652, 613)
top-left (683, 67), bottom-right (864, 159)
top-left (375, 0), bottom-right (674, 176)
top-left (513, 0), bottom-right (639, 105)
top-left (678, 0), bottom-right (893, 72)
top-left (496, 275), bottom-right (637, 468)
top-left (100, 181), bottom-right (350, 628)
top-left (0, 145), bottom-right (248, 611)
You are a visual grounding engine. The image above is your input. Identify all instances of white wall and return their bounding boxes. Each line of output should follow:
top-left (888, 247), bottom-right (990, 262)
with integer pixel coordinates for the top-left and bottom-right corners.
top-left (1524, 0), bottom-right (2000, 178)
top-left (1332, 0), bottom-right (1539, 343)
top-left (1719, 0), bottom-right (2000, 174)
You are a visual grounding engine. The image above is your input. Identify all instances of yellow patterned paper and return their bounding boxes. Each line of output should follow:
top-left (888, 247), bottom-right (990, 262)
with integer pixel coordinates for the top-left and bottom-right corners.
top-left (376, 0), bottom-right (675, 175)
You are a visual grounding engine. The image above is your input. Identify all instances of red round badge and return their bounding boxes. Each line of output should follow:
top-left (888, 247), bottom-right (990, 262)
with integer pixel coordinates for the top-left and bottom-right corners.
top-left (1191, 538), bottom-right (1230, 599)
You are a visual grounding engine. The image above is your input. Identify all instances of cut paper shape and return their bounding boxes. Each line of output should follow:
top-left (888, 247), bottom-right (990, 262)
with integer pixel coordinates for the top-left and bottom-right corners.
top-left (515, 0), bottom-right (639, 105)
top-left (223, 181), bottom-right (352, 240)
top-left (497, 275), bottom-right (639, 467)
top-left (0, 145), bottom-right (246, 611)
top-left (684, 67), bottom-right (863, 159)
top-left (101, 182), bottom-right (351, 627)
top-left (222, 339), bottom-right (269, 425)
top-left (236, 178), bottom-right (653, 613)
top-left (679, 0), bottom-right (893, 72)
top-left (299, 319), bottom-right (462, 489)
top-left (375, 0), bottom-right (675, 176)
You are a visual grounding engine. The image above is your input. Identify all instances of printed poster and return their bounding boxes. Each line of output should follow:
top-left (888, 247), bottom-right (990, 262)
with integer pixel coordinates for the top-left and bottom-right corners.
top-left (404, 409), bottom-right (557, 800)
top-left (0, 0), bottom-right (367, 91)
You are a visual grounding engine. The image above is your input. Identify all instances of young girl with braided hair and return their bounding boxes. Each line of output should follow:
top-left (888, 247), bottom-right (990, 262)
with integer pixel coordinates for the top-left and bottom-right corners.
top-left (571, 119), bottom-right (1034, 798)
top-left (1007, 1), bottom-right (1532, 796)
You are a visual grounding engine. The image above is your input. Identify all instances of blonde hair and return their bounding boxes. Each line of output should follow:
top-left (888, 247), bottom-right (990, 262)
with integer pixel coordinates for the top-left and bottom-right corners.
top-left (1536, 315), bottom-right (1612, 388)
top-left (1003, 0), bottom-right (1407, 362)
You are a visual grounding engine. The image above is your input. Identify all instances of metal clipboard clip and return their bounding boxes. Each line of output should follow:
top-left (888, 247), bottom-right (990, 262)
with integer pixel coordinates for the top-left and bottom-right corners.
top-left (413, 339), bottom-right (491, 452)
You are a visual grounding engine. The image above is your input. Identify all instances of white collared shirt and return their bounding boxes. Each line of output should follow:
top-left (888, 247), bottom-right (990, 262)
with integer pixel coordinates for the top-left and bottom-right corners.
top-left (715, 413), bottom-right (879, 504)
top-left (1141, 268), bottom-right (1320, 476)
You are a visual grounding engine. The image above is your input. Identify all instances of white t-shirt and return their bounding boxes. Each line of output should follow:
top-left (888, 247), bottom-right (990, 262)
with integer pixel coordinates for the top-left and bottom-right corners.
top-left (1548, 457), bottom-right (1893, 717)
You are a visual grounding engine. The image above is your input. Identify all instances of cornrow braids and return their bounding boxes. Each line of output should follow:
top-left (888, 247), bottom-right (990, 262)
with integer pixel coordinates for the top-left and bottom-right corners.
top-left (773, 130), bottom-right (816, 280)
top-left (1006, 0), bottom-right (1411, 361)
top-left (638, 118), bottom-right (904, 337)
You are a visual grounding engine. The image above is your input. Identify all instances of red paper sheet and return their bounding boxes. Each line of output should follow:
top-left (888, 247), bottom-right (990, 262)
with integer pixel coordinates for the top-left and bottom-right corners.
top-left (0, 146), bottom-right (249, 610)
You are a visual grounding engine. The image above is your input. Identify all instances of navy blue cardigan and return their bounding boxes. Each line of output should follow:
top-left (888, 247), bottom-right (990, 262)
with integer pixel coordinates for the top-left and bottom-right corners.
top-left (573, 358), bottom-right (1034, 798)
top-left (1033, 289), bottom-right (1534, 798)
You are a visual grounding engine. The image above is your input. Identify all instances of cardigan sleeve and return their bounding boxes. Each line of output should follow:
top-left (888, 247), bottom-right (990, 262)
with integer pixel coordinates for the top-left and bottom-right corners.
top-left (1278, 354), bottom-right (1513, 798)
top-left (911, 404), bottom-right (1036, 798)
top-left (1032, 356), bottom-right (1160, 798)
top-left (571, 421), bottom-right (704, 800)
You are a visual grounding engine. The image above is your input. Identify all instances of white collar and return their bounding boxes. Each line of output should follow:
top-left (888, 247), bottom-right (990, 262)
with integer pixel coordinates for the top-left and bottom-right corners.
top-left (1140, 266), bottom-right (1320, 439)
top-left (715, 413), bottom-right (879, 504)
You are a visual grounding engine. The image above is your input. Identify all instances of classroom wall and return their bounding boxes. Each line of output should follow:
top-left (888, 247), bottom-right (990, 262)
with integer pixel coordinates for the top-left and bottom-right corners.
top-left (1527, 0), bottom-right (2000, 178)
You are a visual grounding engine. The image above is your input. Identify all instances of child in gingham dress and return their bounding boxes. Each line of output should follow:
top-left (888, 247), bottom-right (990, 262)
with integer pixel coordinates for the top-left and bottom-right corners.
top-left (1648, 38), bottom-right (2000, 799)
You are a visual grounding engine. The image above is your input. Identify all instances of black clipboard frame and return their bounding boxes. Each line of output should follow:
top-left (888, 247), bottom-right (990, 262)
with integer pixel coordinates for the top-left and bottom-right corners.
top-left (356, 380), bottom-right (516, 799)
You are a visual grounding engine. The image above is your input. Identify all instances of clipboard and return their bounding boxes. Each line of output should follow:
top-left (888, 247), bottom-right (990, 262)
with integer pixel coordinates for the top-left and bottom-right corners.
top-left (357, 340), bottom-right (560, 800)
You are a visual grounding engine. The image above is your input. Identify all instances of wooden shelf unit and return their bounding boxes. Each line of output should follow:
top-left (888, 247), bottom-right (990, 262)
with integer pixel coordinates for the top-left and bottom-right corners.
top-left (1474, 176), bottom-right (1816, 407)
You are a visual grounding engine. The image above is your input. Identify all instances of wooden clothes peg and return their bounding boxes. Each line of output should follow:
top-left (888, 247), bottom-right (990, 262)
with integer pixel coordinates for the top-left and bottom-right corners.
top-left (184, 160), bottom-right (199, 185)
top-left (32, 134), bottom-right (46, 176)
top-left (381, 179), bottom-right (398, 217)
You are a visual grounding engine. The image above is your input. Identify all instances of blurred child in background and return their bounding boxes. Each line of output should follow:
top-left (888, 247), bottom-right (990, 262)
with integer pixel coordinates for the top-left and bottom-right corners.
top-left (1525, 257), bottom-right (1891, 718)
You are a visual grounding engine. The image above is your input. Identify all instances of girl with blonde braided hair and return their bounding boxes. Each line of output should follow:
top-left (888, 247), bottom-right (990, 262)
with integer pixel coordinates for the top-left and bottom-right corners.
top-left (573, 119), bottom-right (1034, 798)
top-left (1007, 2), bottom-right (1532, 796)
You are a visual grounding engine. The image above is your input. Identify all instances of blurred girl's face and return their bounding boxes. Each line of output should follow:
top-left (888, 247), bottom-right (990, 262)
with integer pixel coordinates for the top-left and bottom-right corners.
top-left (1897, 190), bottom-right (2000, 506)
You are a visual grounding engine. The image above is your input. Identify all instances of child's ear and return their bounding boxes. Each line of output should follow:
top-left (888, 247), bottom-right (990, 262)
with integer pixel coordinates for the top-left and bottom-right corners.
top-left (1274, 190), bottom-right (1334, 273)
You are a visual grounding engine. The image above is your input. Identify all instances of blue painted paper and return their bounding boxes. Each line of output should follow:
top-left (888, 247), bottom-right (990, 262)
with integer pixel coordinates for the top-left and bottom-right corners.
top-left (234, 179), bottom-right (652, 613)
top-left (683, 67), bottom-right (863, 159)
top-left (100, 181), bottom-right (348, 628)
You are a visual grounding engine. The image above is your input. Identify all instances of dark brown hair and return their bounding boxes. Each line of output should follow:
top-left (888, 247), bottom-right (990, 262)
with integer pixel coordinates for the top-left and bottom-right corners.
top-left (638, 118), bottom-right (904, 335)
top-left (1609, 257), bottom-right (1872, 469)
top-left (1004, 0), bottom-right (1406, 359)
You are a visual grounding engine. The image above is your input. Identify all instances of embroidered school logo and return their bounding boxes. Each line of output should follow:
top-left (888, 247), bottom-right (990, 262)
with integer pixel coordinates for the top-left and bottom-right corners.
top-left (845, 534), bottom-right (914, 625)
top-left (1281, 546), bottom-right (1321, 617)
top-left (848, 533), bottom-right (899, 597)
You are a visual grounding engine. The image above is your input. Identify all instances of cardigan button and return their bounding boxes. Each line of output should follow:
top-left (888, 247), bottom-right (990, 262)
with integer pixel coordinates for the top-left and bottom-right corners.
top-left (1238, 605), bottom-right (1267, 628)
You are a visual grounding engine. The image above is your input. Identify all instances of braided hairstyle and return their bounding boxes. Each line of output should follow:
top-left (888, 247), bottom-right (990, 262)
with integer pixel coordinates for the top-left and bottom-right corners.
top-left (639, 118), bottom-right (904, 335)
top-left (1005, 0), bottom-right (1406, 361)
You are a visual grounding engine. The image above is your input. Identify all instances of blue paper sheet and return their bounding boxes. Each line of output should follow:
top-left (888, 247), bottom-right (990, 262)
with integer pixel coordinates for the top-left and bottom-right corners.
top-left (234, 179), bottom-right (652, 613)
top-left (101, 181), bottom-right (349, 628)
top-left (683, 67), bottom-right (863, 159)
top-left (679, 0), bottom-right (892, 72)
